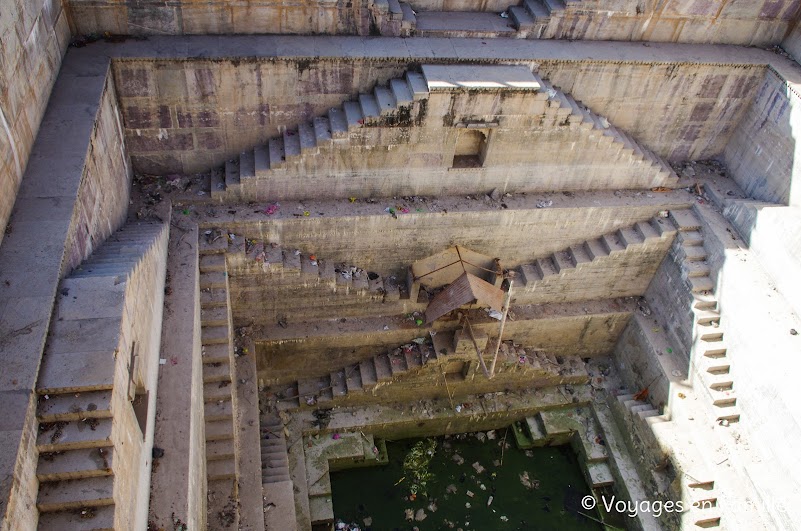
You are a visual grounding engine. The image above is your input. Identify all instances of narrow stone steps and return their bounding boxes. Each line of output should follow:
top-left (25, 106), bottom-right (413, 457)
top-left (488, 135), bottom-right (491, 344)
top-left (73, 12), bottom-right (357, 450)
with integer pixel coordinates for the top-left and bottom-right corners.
top-left (201, 306), bottom-right (229, 326)
top-left (510, 6), bottom-right (535, 30)
top-left (37, 418), bottom-right (113, 452)
top-left (200, 271), bottom-right (227, 289)
top-left (201, 325), bottom-right (230, 345)
top-left (37, 391), bottom-right (113, 423)
top-left (204, 380), bottom-right (233, 402)
top-left (330, 369), bottom-right (348, 397)
top-left (205, 419), bottom-right (235, 441)
top-left (208, 457), bottom-right (237, 480)
top-left (205, 398), bottom-right (234, 421)
top-left (203, 361), bottom-right (232, 383)
top-left (37, 476), bottom-right (114, 512)
top-left (37, 504), bottom-right (115, 530)
top-left (203, 343), bottom-right (231, 364)
top-left (524, 0), bottom-right (550, 19)
top-left (200, 254), bottom-right (226, 273)
top-left (37, 447), bottom-right (113, 482)
top-left (207, 438), bottom-right (236, 461)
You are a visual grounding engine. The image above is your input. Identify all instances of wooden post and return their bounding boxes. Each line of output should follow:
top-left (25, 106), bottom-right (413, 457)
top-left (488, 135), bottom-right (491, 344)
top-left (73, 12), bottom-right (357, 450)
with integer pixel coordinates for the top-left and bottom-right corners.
top-left (489, 279), bottom-right (513, 378)
top-left (462, 315), bottom-right (490, 378)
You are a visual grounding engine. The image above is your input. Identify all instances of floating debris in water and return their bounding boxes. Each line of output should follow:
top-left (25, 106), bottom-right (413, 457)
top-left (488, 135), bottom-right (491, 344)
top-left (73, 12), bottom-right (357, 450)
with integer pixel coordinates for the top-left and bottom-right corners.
top-left (465, 502), bottom-right (472, 508)
top-left (415, 508), bottom-right (427, 521)
top-left (487, 495), bottom-right (494, 506)
top-left (472, 462), bottom-right (485, 474)
top-left (479, 483), bottom-right (487, 491)
top-left (475, 432), bottom-right (486, 442)
top-left (427, 502), bottom-right (438, 512)
top-left (446, 484), bottom-right (457, 494)
top-left (519, 471), bottom-right (540, 490)
top-left (452, 453), bottom-right (464, 465)
top-left (404, 508), bottom-right (414, 520)
top-left (362, 516), bottom-right (372, 526)
top-left (500, 515), bottom-right (509, 522)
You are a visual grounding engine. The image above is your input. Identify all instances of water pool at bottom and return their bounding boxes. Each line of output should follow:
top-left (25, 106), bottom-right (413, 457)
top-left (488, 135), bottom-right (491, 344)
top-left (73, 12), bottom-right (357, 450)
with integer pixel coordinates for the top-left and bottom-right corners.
top-left (331, 432), bottom-right (605, 531)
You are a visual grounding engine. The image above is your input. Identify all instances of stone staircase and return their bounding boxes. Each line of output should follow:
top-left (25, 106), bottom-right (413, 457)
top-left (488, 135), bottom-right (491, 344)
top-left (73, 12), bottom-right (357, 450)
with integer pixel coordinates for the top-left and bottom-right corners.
top-left (613, 391), bottom-right (722, 528)
top-left (514, 214), bottom-right (678, 291)
top-left (211, 69), bottom-right (429, 200)
top-left (34, 221), bottom-right (168, 530)
top-left (260, 414), bottom-right (290, 485)
top-left (520, 407), bottom-right (615, 489)
top-left (198, 242), bottom-right (241, 528)
top-left (668, 209), bottom-right (740, 424)
top-left (371, 0), bottom-right (417, 36)
top-left (531, 72), bottom-right (679, 186)
top-left (509, 0), bottom-right (571, 37)
top-left (277, 332), bottom-right (588, 409)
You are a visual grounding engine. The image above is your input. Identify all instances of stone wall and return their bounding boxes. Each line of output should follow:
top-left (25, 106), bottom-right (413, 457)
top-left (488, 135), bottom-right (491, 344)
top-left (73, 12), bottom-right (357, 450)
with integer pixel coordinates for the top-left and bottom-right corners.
top-left (537, 61), bottom-right (764, 162)
top-left (112, 57), bottom-right (764, 176)
top-left (0, 0), bottom-right (71, 248)
top-left (63, 76), bottom-right (132, 274)
top-left (211, 198), bottom-right (689, 275)
top-left (538, 0), bottom-right (799, 46)
top-left (724, 68), bottom-right (800, 206)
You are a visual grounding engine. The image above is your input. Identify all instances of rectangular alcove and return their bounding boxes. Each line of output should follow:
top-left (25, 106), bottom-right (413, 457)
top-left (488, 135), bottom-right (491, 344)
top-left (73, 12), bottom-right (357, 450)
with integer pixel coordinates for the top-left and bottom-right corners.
top-left (452, 128), bottom-right (489, 168)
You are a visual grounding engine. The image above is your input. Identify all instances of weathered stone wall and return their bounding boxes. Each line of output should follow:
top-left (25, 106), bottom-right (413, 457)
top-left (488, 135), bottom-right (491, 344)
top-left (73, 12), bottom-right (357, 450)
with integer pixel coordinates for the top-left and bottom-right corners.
top-left (64, 0), bottom-right (800, 47)
top-left (724, 68), bottom-right (800, 206)
top-left (0, 0), bottom-right (71, 248)
top-left (63, 76), bottom-right (132, 274)
top-left (210, 198), bottom-right (689, 276)
top-left (256, 304), bottom-right (633, 384)
top-left (66, 0), bottom-right (375, 37)
top-left (111, 58), bottom-right (410, 174)
top-left (537, 61), bottom-right (764, 161)
top-left (112, 57), bottom-right (763, 176)
top-left (538, 0), bottom-right (799, 46)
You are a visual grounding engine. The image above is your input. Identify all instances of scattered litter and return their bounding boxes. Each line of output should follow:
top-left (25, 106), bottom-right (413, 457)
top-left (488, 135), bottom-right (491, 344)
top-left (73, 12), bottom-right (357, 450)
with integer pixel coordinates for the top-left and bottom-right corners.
top-left (678, 392), bottom-right (686, 399)
top-left (487, 495), bottom-right (493, 506)
top-left (500, 515), bottom-right (509, 522)
top-left (472, 462), bottom-right (485, 474)
top-left (671, 369), bottom-right (682, 377)
top-left (427, 502), bottom-right (437, 512)
top-left (332, 433), bottom-right (341, 440)
top-left (475, 432), bottom-right (486, 442)
top-left (500, 10), bottom-right (509, 18)
top-left (479, 484), bottom-right (487, 491)
top-left (264, 204), bottom-right (279, 215)
top-left (659, 210), bottom-right (669, 217)
top-left (455, 405), bottom-right (462, 413)
top-left (486, 308), bottom-right (503, 320)
top-left (466, 490), bottom-right (475, 498)
top-left (487, 430), bottom-right (497, 440)
top-left (465, 502), bottom-right (472, 508)
top-left (536, 200), bottom-right (553, 208)
top-left (383, 325), bottom-right (390, 330)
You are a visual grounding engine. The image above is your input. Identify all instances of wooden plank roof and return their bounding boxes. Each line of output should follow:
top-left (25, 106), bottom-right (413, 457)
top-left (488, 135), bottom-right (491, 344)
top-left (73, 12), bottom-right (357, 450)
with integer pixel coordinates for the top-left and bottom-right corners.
top-left (424, 272), bottom-right (504, 323)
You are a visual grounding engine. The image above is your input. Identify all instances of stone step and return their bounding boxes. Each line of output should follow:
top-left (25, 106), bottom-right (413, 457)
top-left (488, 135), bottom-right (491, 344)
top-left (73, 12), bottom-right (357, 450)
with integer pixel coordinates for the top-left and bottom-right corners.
top-left (359, 359), bottom-right (378, 387)
top-left (684, 261), bottom-right (711, 278)
top-left (680, 243), bottom-right (708, 262)
top-left (37, 476), bottom-right (114, 512)
top-left (343, 101), bottom-right (364, 128)
top-left (254, 144), bottom-right (269, 177)
top-left (239, 149), bottom-right (255, 181)
top-left (283, 249), bottom-right (302, 272)
top-left (390, 78), bottom-right (413, 105)
top-left (203, 362), bottom-right (232, 384)
top-left (201, 325), bottom-right (230, 345)
top-left (359, 93), bottom-right (380, 120)
top-left (37, 447), bottom-right (113, 482)
top-left (509, 5), bottom-right (536, 29)
top-left (200, 271), bottom-right (227, 290)
top-left (200, 287), bottom-right (228, 307)
top-left (583, 238), bottom-right (609, 260)
top-left (695, 310), bottom-right (721, 326)
top-left (617, 227), bottom-right (645, 247)
top-left (551, 251), bottom-right (575, 273)
top-left (679, 230), bottom-right (704, 246)
top-left (600, 233), bottom-right (626, 253)
top-left (37, 391), bottom-right (113, 423)
top-left (203, 343), bottom-right (231, 364)
top-left (208, 439), bottom-right (236, 461)
top-left (224, 160), bottom-right (240, 189)
top-left (37, 418), bottom-right (113, 452)
top-left (709, 388), bottom-right (737, 407)
top-left (330, 369), bottom-right (347, 397)
top-left (206, 419), bottom-right (235, 441)
top-left (699, 341), bottom-right (727, 357)
top-left (298, 121), bottom-right (317, 151)
top-left (374, 86), bottom-right (396, 115)
top-left (669, 209), bottom-right (702, 232)
top-left (328, 108), bottom-right (348, 138)
top-left (524, 0), bottom-right (549, 18)
top-left (200, 254), bottom-right (226, 273)
top-left (406, 71), bottom-right (429, 100)
top-left (201, 306), bottom-right (229, 327)
top-left (518, 264), bottom-right (542, 285)
top-left (692, 293), bottom-right (718, 310)
top-left (713, 404), bottom-right (740, 423)
top-left (400, 2), bottom-right (416, 27)
top-left (374, 353), bottom-right (392, 380)
top-left (208, 457), bottom-right (237, 480)
top-left (706, 373), bottom-right (734, 390)
top-left (535, 257), bottom-right (558, 278)
top-left (404, 347), bottom-right (423, 370)
top-left (689, 275), bottom-right (714, 293)
top-left (204, 380), bottom-right (233, 402)
top-left (37, 504), bottom-right (115, 530)
top-left (387, 350), bottom-right (408, 375)
top-left (283, 129), bottom-right (302, 158)
top-left (313, 116), bottom-right (333, 144)
top-left (568, 244), bottom-right (592, 265)
top-left (697, 324), bottom-right (723, 342)
top-left (205, 398), bottom-right (234, 421)
top-left (268, 137), bottom-right (286, 169)
top-left (542, 0), bottom-right (566, 14)
top-left (345, 364), bottom-right (364, 393)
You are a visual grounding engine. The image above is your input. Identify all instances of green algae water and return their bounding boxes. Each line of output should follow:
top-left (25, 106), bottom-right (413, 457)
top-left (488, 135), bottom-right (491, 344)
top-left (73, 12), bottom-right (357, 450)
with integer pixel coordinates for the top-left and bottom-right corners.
top-left (331, 432), bottom-right (604, 531)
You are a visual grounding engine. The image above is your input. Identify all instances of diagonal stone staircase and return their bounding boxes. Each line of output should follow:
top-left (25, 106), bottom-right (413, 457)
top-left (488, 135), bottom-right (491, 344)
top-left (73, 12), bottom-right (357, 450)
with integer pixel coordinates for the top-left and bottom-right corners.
top-left (211, 69), bottom-right (429, 201)
top-left (198, 240), bottom-right (241, 528)
top-left (277, 332), bottom-right (588, 410)
top-left (513, 214), bottom-right (678, 293)
top-left (210, 65), bottom-right (677, 201)
top-left (34, 221), bottom-right (168, 530)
